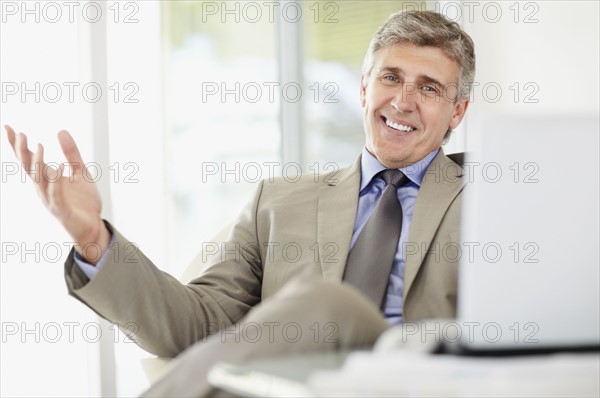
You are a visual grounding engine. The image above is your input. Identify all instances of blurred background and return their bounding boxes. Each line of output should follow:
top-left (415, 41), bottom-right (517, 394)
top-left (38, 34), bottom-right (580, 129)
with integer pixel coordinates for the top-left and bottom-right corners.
top-left (1, 0), bottom-right (598, 396)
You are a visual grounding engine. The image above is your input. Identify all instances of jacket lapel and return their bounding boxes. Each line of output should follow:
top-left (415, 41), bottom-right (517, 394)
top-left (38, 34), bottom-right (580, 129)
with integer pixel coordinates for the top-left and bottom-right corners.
top-left (317, 156), bottom-right (361, 281)
top-left (403, 149), bottom-right (465, 300)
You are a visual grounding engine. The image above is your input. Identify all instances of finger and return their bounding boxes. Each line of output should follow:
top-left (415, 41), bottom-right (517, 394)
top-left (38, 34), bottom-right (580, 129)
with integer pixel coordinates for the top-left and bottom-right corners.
top-left (57, 130), bottom-right (85, 172)
top-left (5, 125), bottom-right (17, 152)
top-left (32, 143), bottom-right (50, 205)
top-left (13, 131), bottom-right (24, 162)
top-left (16, 133), bottom-right (35, 176)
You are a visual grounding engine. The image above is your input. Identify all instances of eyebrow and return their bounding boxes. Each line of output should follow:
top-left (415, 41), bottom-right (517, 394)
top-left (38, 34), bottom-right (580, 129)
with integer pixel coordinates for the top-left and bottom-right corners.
top-left (377, 67), bottom-right (445, 88)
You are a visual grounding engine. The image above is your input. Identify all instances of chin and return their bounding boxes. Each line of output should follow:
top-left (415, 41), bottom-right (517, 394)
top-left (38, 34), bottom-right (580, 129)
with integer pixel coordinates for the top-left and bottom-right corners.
top-left (374, 150), bottom-right (407, 168)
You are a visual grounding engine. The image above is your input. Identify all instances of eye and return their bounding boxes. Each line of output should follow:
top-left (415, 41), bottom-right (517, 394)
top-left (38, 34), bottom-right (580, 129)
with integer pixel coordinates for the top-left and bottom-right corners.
top-left (379, 74), bottom-right (399, 85)
top-left (421, 85), bottom-right (439, 93)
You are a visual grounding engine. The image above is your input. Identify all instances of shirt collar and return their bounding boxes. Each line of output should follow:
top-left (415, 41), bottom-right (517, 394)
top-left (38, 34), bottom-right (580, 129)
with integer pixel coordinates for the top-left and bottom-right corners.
top-left (359, 147), bottom-right (439, 192)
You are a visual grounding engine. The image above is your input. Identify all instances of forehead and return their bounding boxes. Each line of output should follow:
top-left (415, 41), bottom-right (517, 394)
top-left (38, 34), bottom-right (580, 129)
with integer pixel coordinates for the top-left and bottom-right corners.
top-left (370, 43), bottom-right (460, 84)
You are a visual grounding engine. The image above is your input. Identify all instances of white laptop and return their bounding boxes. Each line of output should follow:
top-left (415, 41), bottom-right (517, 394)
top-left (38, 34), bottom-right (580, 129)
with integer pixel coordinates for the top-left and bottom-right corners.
top-left (455, 114), bottom-right (600, 352)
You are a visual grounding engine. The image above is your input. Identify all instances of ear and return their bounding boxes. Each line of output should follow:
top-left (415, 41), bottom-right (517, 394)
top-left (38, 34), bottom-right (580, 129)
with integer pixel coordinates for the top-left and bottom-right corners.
top-left (449, 99), bottom-right (470, 129)
top-left (360, 75), bottom-right (367, 108)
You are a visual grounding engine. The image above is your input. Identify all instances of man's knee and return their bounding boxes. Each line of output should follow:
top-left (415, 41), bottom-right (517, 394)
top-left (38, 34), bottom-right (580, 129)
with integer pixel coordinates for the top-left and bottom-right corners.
top-left (242, 278), bottom-right (389, 349)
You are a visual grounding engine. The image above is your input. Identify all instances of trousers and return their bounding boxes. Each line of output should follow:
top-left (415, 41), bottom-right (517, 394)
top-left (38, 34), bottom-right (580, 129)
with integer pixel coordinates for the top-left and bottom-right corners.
top-left (141, 278), bottom-right (390, 397)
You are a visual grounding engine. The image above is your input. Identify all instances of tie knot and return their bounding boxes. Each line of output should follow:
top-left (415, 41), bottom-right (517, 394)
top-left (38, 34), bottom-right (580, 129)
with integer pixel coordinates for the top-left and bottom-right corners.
top-left (380, 169), bottom-right (406, 187)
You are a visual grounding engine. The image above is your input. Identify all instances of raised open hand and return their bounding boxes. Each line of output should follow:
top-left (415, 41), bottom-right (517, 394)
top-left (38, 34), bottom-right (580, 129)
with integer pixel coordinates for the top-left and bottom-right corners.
top-left (5, 125), bottom-right (110, 264)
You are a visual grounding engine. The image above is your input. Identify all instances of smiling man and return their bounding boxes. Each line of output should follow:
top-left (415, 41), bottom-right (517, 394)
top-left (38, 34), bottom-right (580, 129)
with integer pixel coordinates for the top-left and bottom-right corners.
top-left (7, 10), bottom-right (474, 397)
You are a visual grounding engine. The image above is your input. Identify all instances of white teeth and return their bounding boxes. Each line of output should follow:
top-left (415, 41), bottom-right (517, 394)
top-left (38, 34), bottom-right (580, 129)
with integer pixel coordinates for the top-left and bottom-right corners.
top-left (385, 118), bottom-right (415, 132)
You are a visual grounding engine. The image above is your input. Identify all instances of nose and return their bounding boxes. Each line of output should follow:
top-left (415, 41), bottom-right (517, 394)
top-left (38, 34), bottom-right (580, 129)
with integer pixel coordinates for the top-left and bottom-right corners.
top-left (390, 82), bottom-right (418, 113)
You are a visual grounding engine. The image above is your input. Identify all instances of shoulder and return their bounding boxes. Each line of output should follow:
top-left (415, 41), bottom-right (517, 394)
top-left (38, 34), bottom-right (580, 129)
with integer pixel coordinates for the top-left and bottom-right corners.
top-left (261, 158), bottom-right (359, 192)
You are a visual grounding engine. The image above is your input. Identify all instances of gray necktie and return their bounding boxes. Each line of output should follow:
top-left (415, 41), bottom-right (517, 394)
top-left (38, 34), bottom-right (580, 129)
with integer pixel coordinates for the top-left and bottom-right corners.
top-left (343, 169), bottom-right (407, 309)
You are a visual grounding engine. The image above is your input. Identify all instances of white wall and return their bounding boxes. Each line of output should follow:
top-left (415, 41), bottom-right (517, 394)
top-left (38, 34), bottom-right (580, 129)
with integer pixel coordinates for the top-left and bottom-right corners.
top-left (461, 0), bottom-right (599, 147)
top-left (0, 4), bottom-right (102, 396)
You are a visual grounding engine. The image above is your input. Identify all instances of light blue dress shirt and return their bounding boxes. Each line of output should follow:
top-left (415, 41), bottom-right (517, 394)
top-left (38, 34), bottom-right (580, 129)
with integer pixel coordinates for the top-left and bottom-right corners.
top-left (76, 147), bottom-right (439, 325)
top-left (353, 147), bottom-right (438, 325)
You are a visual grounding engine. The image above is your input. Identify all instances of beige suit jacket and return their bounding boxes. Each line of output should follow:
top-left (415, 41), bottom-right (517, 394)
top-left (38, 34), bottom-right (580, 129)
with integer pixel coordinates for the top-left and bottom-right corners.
top-left (64, 149), bottom-right (465, 357)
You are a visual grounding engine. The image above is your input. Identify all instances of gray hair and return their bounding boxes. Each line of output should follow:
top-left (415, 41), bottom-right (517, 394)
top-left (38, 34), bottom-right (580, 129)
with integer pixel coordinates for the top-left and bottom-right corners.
top-left (362, 10), bottom-right (476, 102)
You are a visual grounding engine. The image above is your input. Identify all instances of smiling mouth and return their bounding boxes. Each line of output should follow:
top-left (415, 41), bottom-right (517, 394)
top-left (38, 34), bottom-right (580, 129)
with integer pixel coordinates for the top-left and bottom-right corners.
top-left (381, 116), bottom-right (417, 132)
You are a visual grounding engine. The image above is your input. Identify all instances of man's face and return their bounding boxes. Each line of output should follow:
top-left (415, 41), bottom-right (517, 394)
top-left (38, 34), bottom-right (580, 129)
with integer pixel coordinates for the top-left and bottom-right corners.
top-left (360, 42), bottom-right (469, 168)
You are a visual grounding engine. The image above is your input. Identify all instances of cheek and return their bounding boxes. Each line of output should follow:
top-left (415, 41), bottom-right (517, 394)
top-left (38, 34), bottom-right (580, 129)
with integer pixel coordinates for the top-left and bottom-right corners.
top-left (365, 88), bottom-right (388, 113)
top-left (425, 105), bottom-right (452, 131)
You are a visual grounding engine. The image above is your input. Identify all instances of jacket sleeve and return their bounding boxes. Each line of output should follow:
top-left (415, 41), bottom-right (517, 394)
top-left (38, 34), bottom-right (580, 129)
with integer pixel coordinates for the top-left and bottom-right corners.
top-left (64, 181), bottom-right (265, 358)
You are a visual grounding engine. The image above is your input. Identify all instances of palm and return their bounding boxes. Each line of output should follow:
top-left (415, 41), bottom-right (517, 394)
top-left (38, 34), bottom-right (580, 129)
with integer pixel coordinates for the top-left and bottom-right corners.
top-left (50, 162), bottom-right (103, 244)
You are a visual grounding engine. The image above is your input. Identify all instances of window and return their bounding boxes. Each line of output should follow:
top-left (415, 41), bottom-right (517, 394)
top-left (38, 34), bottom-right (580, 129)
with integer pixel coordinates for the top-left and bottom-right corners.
top-left (302, 1), bottom-right (407, 168)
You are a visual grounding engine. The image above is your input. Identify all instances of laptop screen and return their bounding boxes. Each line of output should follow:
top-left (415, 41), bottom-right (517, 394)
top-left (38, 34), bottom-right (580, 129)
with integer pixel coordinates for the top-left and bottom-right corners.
top-left (456, 114), bottom-right (600, 350)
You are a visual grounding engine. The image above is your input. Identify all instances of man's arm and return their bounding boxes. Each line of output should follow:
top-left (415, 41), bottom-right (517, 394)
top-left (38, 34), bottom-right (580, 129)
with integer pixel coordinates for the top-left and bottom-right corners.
top-left (6, 125), bottom-right (264, 358)
top-left (64, 188), bottom-right (264, 357)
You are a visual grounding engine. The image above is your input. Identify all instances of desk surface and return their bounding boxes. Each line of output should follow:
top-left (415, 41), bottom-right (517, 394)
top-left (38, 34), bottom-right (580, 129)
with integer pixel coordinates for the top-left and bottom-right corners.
top-left (209, 350), bottom-right (600, 397)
